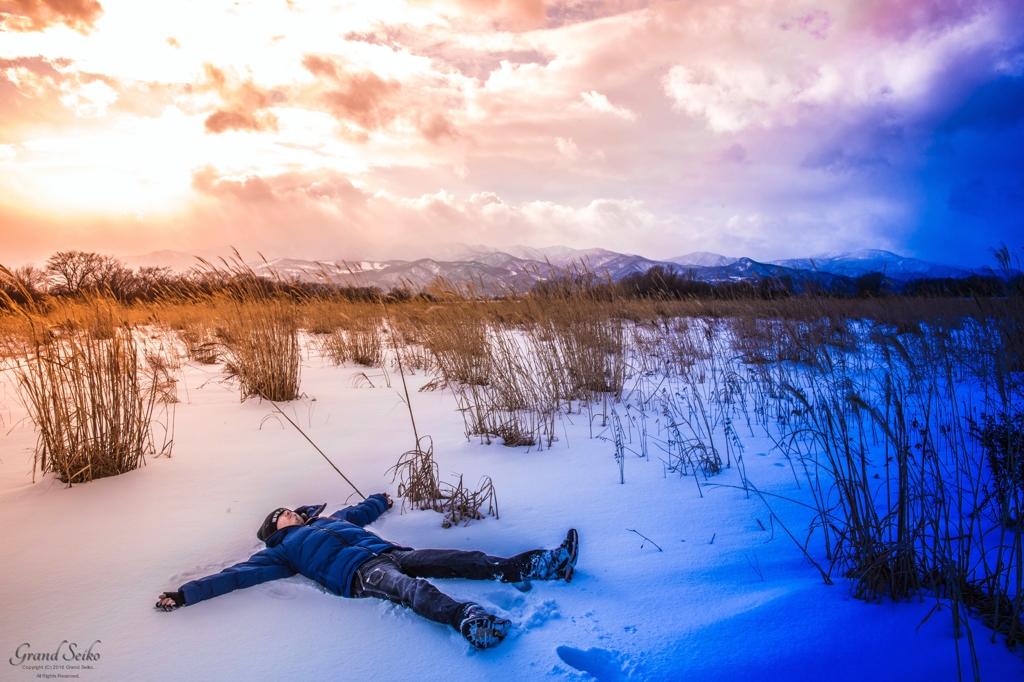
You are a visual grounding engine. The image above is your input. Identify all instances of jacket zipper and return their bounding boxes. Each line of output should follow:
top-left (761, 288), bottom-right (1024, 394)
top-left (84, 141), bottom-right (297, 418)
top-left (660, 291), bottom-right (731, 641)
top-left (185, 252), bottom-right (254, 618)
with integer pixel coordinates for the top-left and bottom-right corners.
top-left (308, 523), bottom-right (380, 558)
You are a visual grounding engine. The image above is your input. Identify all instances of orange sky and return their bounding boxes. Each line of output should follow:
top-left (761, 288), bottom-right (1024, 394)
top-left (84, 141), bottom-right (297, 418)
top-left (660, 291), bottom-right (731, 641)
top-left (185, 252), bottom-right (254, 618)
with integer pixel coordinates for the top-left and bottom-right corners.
top-left (2, 1), bottom-right (1022, 266)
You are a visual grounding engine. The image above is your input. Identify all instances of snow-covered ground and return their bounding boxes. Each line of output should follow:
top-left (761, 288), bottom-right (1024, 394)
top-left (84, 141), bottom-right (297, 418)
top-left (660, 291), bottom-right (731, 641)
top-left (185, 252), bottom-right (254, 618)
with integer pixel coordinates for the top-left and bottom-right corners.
top-left (1, 344), bottom-right (1021, 682)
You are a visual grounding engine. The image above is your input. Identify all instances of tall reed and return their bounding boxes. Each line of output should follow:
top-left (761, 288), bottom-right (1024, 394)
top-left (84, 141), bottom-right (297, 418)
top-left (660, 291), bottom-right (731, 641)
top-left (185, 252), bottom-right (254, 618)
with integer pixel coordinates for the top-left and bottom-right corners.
top-left (194, 256), bottom-right (302, 402)
top-left (14, 319), bottom-right (165, 484)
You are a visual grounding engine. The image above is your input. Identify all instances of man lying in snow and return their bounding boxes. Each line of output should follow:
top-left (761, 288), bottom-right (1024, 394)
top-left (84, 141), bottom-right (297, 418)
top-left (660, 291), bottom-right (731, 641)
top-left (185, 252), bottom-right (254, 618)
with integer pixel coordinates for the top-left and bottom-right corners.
top-left (155, 493), bottom-right (579, 649)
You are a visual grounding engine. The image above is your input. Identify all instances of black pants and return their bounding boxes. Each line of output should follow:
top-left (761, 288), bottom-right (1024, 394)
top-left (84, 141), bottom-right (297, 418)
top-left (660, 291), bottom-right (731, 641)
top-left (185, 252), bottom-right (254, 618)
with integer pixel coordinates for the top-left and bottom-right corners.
top-left (350, 548), bottom-right (543, 629)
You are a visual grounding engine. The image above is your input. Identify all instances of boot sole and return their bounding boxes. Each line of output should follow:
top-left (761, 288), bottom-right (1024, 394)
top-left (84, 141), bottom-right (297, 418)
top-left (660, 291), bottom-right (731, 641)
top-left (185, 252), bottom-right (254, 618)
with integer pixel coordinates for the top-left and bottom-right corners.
top-left (462, 616), bottom-right (510, 649)
top-left (566, 529), bottom-right (579, 567)
top-left (558, 529), bottom-right (579, 581)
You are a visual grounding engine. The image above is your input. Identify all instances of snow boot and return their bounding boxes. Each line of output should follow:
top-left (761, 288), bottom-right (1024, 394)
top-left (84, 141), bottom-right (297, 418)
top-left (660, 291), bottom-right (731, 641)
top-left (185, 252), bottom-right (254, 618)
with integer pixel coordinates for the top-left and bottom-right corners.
top-left (528, 528), bottom-right (579, 582)
top-left (459, 603), bottom-right (510, 650)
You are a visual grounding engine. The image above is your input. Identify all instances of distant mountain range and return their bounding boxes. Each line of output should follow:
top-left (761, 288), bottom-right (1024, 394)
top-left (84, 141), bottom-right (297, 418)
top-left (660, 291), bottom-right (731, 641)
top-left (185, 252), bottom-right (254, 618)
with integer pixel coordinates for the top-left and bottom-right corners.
top-left (770, 250), bottom-right (972, 283)
top-left (121, 246), bottom-right (983, 293)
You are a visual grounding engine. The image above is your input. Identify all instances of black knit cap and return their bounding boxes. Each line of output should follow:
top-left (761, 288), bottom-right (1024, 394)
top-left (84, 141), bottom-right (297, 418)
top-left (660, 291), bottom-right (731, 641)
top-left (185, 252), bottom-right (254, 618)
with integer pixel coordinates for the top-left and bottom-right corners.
top-left (257, 507), bottom-right (289, 542)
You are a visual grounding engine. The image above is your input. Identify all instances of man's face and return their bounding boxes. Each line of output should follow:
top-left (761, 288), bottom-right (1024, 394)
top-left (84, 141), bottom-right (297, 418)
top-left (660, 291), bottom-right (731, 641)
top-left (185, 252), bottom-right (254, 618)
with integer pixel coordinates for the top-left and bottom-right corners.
top-left (276, 509), bottom-right (305, 531)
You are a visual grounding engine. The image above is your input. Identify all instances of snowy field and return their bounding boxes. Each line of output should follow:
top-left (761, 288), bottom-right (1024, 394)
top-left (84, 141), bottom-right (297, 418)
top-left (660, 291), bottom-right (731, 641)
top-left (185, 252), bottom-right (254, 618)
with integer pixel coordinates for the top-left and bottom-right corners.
top-left (2, 343), bottom-right (1022, 682)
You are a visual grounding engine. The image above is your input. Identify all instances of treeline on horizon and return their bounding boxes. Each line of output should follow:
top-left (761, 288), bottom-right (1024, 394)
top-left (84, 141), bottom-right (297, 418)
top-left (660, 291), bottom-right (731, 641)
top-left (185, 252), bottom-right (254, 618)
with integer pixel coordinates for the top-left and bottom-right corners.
top-left (2, 249), bottom-right (1021, 309)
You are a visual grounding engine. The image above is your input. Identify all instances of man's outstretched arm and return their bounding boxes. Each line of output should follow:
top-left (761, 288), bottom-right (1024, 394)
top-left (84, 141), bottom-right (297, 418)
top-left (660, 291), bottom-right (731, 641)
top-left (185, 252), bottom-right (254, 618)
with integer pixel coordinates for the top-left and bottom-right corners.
top-left (330, 493), bottom-right (392, 526)
top-left (156, 547), bottom-right (294, 610)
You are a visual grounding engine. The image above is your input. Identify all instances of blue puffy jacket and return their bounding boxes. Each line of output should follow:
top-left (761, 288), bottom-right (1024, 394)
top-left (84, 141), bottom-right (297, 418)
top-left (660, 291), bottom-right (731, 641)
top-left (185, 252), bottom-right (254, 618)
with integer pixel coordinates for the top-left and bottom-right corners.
top-left (179, 494), bottom-right (405, 605)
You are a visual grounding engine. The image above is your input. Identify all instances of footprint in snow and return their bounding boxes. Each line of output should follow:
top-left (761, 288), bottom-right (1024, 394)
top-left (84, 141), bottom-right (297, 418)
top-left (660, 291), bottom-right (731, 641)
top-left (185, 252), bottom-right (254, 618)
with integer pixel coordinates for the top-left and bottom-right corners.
top-left (556, 646), bottom-right (631, 682)
top-left (483, 591), bottom-right (561, 632)
top-left (521, 599), bottom-right (560, 629)
top-left (485, 591), bottom-right (526, 611)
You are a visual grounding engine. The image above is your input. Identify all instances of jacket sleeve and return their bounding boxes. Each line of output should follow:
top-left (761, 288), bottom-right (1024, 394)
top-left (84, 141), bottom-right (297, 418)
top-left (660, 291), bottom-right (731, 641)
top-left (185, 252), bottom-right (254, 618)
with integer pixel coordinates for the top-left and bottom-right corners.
top-left (179, 547), bottom-right (295, 606)
top-left (330, 493), bottom-right (389, 527)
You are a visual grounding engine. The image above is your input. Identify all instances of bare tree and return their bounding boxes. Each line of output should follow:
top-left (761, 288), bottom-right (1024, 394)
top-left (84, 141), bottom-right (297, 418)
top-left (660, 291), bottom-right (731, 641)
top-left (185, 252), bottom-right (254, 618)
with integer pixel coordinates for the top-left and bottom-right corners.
top-left (138, 266), bottom-right (175, 287)
top-left (43, 251), bottom-right (147, 300)
top-left (93, 256), bottom-right (141, 300)
top-left (14, 265), bottom-right (46, 294)
top-left (45, 251), bottom-right (104, 294)
top-left (1, 264), bottom-right (46, 306)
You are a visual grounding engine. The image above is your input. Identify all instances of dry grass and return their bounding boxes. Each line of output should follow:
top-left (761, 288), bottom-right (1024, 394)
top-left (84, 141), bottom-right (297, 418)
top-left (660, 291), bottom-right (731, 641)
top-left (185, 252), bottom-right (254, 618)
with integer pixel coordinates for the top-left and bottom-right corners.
top-left (218, 300), bottom-right (301, 401)
top-left (6, 300), bottom-right (173, 485)
top-left (387, 436), bottom-right (499, 528)
top-left (189, 258), bottom-right (303, 402)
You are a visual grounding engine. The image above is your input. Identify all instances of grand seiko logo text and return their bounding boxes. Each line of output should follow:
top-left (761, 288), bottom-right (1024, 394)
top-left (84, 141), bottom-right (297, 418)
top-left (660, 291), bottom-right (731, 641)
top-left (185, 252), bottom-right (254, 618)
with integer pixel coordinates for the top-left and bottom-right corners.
top-left (9, 641), bottom-right (101, 666)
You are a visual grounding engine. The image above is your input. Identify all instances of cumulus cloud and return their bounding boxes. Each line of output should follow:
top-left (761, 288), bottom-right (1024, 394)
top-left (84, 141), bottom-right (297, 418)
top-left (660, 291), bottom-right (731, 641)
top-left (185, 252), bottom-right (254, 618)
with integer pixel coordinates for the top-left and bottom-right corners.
top-left (0, 0), bottom-right (103, 34)
top-left (663, 63), bottom-right (802, 133)
top-left (1, 55), bottom-right (69, 107)
top-left (191, 166), bottom-right (276, 203)
top-left (572, 90), bottom-right (636, 121)
top-left (180, 164), bottom-right (666, 258)
top-left (302, 55), bottom-right (402, 132)
top-left (301, 54), bottom-right (458, 144)
top-left (0, 56), bottom-right (124, 139)
top-left (201, 65), bottom-right (283, 134)
top-left (662, 1), bottom-right (1017, 134)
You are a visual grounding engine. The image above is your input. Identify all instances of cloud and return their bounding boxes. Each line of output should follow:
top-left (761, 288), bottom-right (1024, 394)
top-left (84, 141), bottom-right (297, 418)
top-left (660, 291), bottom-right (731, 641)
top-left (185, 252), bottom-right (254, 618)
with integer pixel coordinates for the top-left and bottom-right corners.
top-left (855, 0), bottom-right (984, 41)
top-left (301, 55), bottom-right (402, 133)
top-left (179, 165), bottom-right (667, 258)
top-left (572, 90), bottom-right (636, 121)
top-left (661, 1), bottom-right (1019, 134)
top-left (419, 112), bottom-right (458, 143)
top-left (780, 10), bottom-right (833, 40)
top-left (59, 78), bottom-right (118, 117)
top-left (546, 0), bottom-right (650, 28)
top-left (422, 0), bottom-right (649, 31)
top-left (191, 166), bottom-right (275, 203)
top-left (556, 136), bottom-right (579, 159)
top-left (301, 54), bottom-right (459, 144)
top-left (420, 0), bottom-right (547, 29)
top-left (1, 0), bottom-right (1023, 268)
top-left (191, 166), bottom-right (370, 206)
top-left (1, 56), bottom-right (77, 140)
top-left (467, 0), bottom-right (545, 23)
top-left (0, 0), bottom-right (103, 34)
top-left (663, 62), bottom-right (810, 133)
top-left (319, 76), bottom-right (398, 130)
top-left (201, 65), bottom-right (282, 134)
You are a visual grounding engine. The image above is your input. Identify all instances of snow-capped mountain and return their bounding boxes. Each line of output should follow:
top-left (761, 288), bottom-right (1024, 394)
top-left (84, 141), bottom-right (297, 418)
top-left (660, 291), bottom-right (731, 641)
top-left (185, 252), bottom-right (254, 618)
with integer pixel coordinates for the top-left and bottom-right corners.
top-left (771, 250), bottom-right (971, 283)
top-left (665, 252), bottom-right (738, 268)
top-left (120, 245), bottom-right (983, 293)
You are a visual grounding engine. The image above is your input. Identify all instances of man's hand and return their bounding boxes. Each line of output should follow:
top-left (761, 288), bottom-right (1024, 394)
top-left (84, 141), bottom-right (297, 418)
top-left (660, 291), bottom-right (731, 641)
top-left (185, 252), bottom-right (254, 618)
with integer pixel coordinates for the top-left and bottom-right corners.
top-left (155, 591), bottom-right (185, 611)
top-left (384, 493), bottom-right (393, 508)
top-left (294, 504), bottom-right (325, 522)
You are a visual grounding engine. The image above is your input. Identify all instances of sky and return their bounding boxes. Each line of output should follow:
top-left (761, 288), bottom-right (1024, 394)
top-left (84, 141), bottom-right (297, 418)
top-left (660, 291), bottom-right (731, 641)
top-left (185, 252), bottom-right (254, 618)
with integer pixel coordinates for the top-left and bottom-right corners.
top-left (1, 0), bottom-right (1022, 267)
